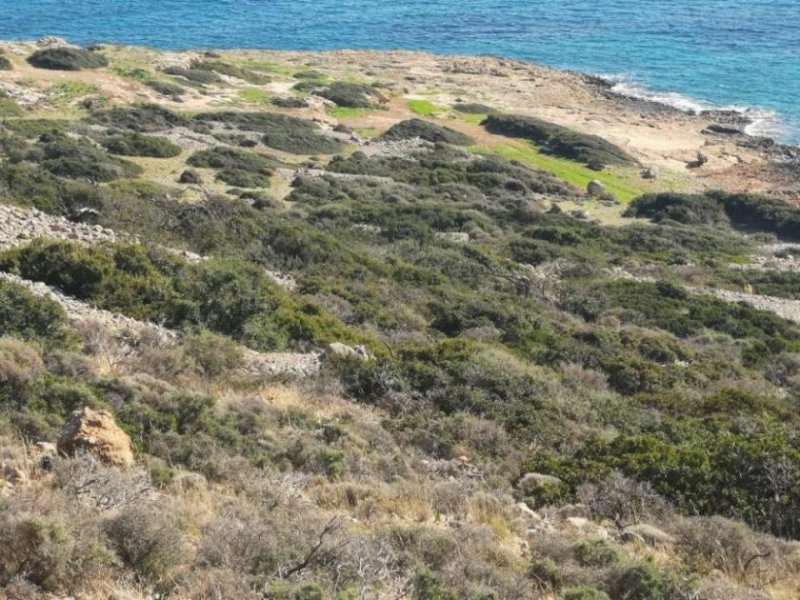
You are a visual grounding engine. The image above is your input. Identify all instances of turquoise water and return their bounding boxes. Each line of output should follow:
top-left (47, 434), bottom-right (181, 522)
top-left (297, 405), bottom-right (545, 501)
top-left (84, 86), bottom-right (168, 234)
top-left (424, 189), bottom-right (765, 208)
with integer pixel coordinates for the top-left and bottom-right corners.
top-left (2, 0), bottom-right (799, 142)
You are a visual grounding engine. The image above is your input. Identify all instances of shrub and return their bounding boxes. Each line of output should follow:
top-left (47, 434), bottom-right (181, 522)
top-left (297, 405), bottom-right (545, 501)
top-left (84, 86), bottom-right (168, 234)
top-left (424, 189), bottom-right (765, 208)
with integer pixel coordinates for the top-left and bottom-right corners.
top-left (162, 65), bottom-right (221, 84)
top-left (3, 118), bottom-right (69, 138)
top-left (0, 337), bottom-right (45, 408)
top-left (100, 132), bottom-right (182, 158)
top-left (178, 168), bottom-right (202, 184)
top-left (191, 60), bottom-right (270, 85)
top-left (0, 54), bottom-right (12, 70)
top-left (187, 146), bottom-right (278, 187)
top-left (194, 111), bottom-right (342, 154)
top-left (381, 118), bottom-right (475, 146)
top-left (0, 493), bottom-right (113, 593)
top-left (272, 96), bottom-right (310, 108)
top-left (105, 503), bottom-right (184, 582)
top-left (560, 587), bottom-right (610, 600)
top-left (611, 561), bottom-right (679, 600)
top-left (24, 134), bottom-right (142, 182)
top-left (317, 81), bottom-right (380, 108)
top-left (482, 114), bottom-right (637, 167)
top-left (454, 102), bottom-right (495, 114)
top-left (27, 47), bottom-right (108, 71)
top-left (145, 79), bottom-right (186, 98)
top-left (0, 161), bottom-right (103, 214)
top-left (626, 191), bottom-right (800, 241)
top-left (0, 280), bottom-right (69, 345)
top-left (182, 328), bottom-right (242, 378)
top-left (87, 103), bottom-right (190, 132)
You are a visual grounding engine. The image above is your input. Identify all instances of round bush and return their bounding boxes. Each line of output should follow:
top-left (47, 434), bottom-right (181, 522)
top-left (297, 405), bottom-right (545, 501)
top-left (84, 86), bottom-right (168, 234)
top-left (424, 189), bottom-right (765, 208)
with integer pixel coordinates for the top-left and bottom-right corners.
top-left (27, 47), bottom-right (109, 71)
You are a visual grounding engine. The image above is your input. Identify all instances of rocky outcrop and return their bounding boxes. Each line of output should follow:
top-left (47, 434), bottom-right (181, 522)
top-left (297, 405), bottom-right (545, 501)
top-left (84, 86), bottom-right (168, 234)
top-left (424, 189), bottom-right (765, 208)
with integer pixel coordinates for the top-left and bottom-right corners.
top-left (57, 407), bottom-right (135, 468)
top-left (326, 342), bottom-right (372, 361)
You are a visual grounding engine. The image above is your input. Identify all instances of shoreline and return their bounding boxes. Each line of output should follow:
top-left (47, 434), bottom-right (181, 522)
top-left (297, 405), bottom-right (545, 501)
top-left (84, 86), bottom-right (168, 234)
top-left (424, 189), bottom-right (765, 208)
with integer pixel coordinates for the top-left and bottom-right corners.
top-left (2, 40), bottom-right (798, 201)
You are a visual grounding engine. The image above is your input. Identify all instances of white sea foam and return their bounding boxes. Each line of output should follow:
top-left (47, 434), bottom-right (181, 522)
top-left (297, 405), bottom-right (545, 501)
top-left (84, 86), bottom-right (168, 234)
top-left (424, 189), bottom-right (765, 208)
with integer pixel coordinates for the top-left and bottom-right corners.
top-left (602, 74), bottom-right (793, 143)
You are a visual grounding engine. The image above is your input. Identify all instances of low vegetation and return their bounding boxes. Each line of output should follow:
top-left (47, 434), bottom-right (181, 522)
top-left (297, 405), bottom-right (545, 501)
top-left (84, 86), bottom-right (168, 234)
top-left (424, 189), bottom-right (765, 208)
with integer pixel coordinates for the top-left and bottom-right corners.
top-left (187, 146), bottom-right (278, 187)
top-left (100, 132), bottom-right (182, 158)
top-left (628, 191), bottom-right (800, 241)
top-left (0, 46), bottom-right (798, 600)
top-left (316, 81), bottom-right (383, 108)
top-left (27, 46), bottom-right (109, 71)
top-left (483, 113), bottom-right (638, 168)
top-left (381, 118), bottom-right (475, 145)
top-left (194, 111), bottom-right (342, 154)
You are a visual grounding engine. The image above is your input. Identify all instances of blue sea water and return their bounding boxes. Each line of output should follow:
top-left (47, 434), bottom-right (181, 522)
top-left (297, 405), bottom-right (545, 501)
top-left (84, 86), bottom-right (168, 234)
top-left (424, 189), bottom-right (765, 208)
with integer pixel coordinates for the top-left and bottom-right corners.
top-left (1, 0), bottom-right (799, 142)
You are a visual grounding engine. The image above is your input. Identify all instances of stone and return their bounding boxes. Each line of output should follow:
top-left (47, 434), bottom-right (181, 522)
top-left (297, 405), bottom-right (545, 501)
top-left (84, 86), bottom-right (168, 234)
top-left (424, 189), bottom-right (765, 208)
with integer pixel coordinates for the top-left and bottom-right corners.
top-left (37, 36), bottom-right (69, 47)
top-left (687, 152), bottom-right (708, 169)
top-left (586, 180), bottom-right (605, 197)
top-left (640, 167), bottom-right (658, 179)
top-left (326, 342), bottom-right (372, 361)
top-left (57, 407), bottom-right (134, 468)
top-left (515, 502), bottom-right (542, 521)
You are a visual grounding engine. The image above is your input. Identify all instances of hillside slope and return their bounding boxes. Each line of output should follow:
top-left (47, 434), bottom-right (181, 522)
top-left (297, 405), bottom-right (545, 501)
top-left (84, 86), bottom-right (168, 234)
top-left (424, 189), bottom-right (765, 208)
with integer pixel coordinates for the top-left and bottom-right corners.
top-left (0, 39), bottom-right (799, 599)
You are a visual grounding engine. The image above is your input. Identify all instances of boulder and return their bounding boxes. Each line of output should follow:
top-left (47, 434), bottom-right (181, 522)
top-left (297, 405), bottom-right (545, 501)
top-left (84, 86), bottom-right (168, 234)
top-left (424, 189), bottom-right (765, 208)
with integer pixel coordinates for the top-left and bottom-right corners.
top-left (37, 36), bottom-right (69, 47)
top-left (640, 167), bottom-right (658, 180)
top-left (586, 180), bottom-right (605, 197)
top-left (57, 407), bottom-right (134, 468)
top-left (327, 342), bottom-right (372, 361)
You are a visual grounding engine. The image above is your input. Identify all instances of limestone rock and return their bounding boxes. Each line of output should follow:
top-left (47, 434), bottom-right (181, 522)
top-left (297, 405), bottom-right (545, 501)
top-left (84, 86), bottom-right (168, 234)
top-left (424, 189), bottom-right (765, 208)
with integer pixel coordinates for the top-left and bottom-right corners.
top-left (640, 167), bottom-right (658, 179)
top-left (57, 407), bottom-right (134, 468)
top-left (587, 180), bottom-right (605, 197)
top-left (327, 342), bottom-right (372, 361)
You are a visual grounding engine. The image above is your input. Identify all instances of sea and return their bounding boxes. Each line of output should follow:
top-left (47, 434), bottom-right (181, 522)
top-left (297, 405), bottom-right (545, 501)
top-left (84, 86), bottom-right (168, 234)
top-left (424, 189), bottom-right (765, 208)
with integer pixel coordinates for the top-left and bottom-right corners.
top-left (1, 0), bottom-right (798, 143)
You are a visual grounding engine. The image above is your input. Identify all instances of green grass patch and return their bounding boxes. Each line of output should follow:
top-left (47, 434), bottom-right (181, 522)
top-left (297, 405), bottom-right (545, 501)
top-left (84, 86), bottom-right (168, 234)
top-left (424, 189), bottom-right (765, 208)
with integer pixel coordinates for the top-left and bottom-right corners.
top-left (238, 88), bottom-right (271, 104)
top-left (407, 99), bottom-right (444, 116)
top-left (50, 80), bottom-right (99, 101)
top-left (327, 106), bottom-right (373, 119)
top-left (472, 141), bottom-right (648, 202)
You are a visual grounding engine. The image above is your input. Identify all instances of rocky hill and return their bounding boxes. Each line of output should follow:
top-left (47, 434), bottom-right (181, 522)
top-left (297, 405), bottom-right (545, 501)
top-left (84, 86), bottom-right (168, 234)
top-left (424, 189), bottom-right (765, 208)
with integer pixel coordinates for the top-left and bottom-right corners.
top-left (0, 38), bottom-right (799, 599)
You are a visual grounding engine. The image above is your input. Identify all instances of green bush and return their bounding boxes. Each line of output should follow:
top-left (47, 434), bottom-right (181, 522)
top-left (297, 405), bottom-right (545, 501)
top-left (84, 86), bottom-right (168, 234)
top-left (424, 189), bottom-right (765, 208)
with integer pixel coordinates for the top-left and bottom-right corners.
top-left (453, 102), bottom-right (495, 114)
top-left (0, 280), bottom-right (69, 345)
top-left (317, 81), bottom-right (380, 108)
top-left (381, 118), bottom-right (475, 146)
top-left (193, 111), bottom-right (342, 154)
top-left (2, 118), bottom-right (69, 138)
top-left (178, 168), bottom-right (202, 184)
top-left (191, 60), bottom-right (270, 85)
top-left (100, 132), bottom-right (182, 158)
top-left (162, 66), bottom-right (221, 84)
top-left (0, 54), bottom-right (12, 70)
top-left (87, 103), bottom-right (190, 132)
top-left (145, 79), bottom-right (186, 98)
top-left (23, 133), bottom-right (142, 181)
top-left (560, 587), bottom-right (610, 600)
top-left (611, 562), bottom-right (675, 600)
top-left (626, 191), bottom-right (800, 241)
top-left (0, 161), bottom-right (102, 214)
top-left (27, 47), bottom-right (108, 71)
top-left (187, 147), bottom-right (278, 187)
top-left (482, 113), bottom-right (637, 167)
